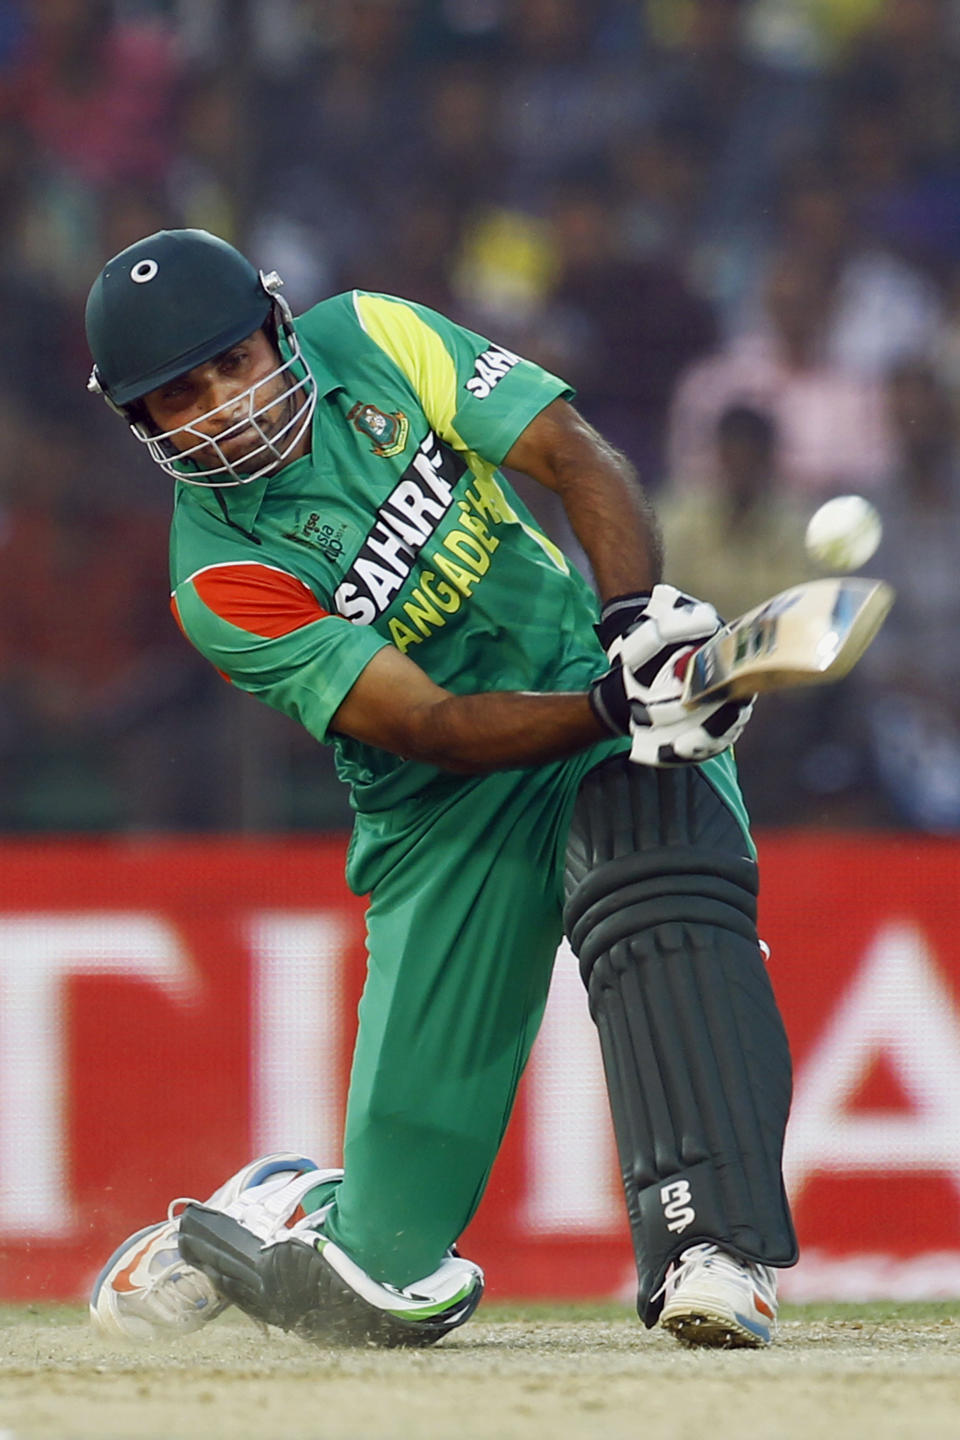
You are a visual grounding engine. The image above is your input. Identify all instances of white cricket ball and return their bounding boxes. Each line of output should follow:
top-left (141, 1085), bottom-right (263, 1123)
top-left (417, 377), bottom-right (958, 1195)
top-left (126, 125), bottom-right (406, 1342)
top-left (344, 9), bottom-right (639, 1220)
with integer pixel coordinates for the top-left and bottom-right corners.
top-left (804, 494), bottom-right (883, 572)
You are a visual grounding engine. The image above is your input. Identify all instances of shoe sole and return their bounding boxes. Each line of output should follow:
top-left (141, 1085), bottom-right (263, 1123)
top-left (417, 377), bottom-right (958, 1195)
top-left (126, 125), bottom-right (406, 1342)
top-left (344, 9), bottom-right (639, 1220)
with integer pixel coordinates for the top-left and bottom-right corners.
top-left (661, 1303), bottom-right (772, 1349)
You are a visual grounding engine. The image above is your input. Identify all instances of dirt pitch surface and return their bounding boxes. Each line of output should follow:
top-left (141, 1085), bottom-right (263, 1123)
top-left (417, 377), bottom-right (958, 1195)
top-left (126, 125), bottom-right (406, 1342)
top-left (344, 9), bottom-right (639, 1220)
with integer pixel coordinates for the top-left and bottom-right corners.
top-left (2, 1303), bottom-right (959, 1440)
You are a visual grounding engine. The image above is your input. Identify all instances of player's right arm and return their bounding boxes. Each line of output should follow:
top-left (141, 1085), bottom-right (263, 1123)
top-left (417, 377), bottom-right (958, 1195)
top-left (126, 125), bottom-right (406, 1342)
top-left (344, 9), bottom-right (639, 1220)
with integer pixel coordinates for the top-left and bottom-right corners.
top-left (328, 614), bottom-right (753, 773)
top-left (328, 643), bottom-right (605, 772)
top-left (171, 560), bottom-right (612, 775)
top-left (172, 557), bottom-right (750, 775)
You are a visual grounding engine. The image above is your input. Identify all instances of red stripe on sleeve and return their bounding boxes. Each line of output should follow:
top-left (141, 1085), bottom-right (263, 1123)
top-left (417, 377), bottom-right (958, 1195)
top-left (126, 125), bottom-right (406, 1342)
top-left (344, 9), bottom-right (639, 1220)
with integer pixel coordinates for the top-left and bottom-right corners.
top-left (191, 563), bottom-right (330, 639)
top-left (170, 592), bottom-right (232, 681)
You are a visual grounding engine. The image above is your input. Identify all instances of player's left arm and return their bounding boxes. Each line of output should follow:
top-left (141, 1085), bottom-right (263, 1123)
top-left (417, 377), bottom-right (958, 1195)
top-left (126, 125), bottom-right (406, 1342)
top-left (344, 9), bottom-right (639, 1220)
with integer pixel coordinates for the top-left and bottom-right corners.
top-left (502, 397), bottom-right (664, 601)
top-left (349, 304), bottom-right (743, 759)
top-left (503, 397), bottom-right (753, 757)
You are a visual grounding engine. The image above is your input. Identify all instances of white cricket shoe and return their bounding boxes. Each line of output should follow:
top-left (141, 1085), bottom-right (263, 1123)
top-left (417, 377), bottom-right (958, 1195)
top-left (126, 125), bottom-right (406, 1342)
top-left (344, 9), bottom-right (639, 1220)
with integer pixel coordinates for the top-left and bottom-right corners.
top-left (90, 1152), bottom-right (334, 1343)
top-left (659, 1243), bottom-right (778, 1348)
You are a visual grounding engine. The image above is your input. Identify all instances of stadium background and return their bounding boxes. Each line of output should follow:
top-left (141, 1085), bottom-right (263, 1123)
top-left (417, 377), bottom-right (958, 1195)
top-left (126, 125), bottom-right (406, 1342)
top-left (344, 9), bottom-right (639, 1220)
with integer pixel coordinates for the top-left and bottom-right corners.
top-left (0, 0), bottom-right (958, 1305)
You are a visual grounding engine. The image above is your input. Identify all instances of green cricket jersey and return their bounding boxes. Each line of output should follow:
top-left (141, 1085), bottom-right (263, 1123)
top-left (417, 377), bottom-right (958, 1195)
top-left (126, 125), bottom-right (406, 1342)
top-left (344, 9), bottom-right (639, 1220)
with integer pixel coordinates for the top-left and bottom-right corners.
top-left (169, 292), bottom-right (751, 875)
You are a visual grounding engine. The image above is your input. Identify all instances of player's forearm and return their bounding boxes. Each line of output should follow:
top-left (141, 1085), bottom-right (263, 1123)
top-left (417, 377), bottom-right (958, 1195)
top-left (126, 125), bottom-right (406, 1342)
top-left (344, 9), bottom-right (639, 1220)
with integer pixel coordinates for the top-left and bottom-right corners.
top-left (551, 431), bottom-right (663, 599)
top-left (381, 689), bottom-right (609, 773)
top-left (504, 402), bottom-right (663, 598)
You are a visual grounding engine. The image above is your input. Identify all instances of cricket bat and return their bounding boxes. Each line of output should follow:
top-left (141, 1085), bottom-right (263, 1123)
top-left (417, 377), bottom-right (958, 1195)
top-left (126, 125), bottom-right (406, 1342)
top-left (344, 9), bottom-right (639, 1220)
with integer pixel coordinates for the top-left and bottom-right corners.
top-left (681, 577), bottom-right (894, 707)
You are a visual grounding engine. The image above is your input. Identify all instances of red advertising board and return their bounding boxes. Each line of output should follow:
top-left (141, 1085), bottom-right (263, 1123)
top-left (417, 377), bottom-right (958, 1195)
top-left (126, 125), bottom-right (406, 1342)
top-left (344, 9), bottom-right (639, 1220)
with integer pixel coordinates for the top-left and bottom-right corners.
top-left (0, 833), bottom-right (958, 1304)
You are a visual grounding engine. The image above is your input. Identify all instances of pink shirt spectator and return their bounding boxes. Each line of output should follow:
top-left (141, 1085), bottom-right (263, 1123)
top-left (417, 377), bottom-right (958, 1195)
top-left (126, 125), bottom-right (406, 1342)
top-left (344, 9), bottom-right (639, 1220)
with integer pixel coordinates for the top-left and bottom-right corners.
top-left (667, 331), bottom-right (893, 495)
top-left (10, 15), bottom-right (179, 187)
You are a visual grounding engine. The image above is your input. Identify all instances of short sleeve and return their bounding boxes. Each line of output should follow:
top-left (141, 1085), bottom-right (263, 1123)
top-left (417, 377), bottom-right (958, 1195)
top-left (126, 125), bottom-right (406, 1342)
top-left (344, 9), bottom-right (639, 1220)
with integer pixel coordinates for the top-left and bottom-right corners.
top-left (172, 561), bottom-right (391, 742)
top-left (351, 292), bottom-right (574, 465)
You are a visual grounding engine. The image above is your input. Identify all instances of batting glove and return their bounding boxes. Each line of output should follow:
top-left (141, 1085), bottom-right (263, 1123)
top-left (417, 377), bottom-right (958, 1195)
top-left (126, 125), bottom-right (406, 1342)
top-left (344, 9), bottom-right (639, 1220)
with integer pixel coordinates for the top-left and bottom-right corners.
top-left (591, 584), bottom-right (723, 732)
top-left (626, 694), bottom-right (755, 767)
top-left (589, 584), bottom-right (755, 767)
top-left (595, 584), bottom-right (721, 657)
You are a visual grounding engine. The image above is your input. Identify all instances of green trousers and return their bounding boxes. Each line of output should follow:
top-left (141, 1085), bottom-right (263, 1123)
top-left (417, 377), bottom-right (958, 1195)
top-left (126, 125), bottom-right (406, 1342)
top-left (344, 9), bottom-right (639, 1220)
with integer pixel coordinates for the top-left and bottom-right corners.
top-left (320, 745), bottom-right (751, 1288)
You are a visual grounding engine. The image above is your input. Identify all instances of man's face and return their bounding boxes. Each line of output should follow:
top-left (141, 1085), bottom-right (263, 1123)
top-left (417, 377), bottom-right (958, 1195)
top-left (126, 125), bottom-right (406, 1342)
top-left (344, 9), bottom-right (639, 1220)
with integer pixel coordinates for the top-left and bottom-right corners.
top-left (141, 328), bottom-right (307, 474)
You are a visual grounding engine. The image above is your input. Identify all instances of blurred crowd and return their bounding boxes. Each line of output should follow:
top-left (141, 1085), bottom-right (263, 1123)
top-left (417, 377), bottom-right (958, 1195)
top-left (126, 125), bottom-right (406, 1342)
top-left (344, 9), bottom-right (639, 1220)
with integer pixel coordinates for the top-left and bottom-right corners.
top-left (0, 0), bottom-right (958, 833)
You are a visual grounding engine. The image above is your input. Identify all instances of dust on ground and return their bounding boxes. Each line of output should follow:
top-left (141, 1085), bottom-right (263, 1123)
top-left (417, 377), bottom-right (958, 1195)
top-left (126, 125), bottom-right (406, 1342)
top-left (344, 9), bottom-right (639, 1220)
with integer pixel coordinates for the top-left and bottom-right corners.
top-left (1, 1308), bottom-right (959, 1440)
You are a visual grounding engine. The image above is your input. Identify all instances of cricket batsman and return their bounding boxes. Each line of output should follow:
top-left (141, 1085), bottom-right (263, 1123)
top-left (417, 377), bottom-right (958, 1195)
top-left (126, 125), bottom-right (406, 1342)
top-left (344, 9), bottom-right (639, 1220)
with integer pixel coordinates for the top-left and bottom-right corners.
top-left (84, 229), bottom-right (796, 1350)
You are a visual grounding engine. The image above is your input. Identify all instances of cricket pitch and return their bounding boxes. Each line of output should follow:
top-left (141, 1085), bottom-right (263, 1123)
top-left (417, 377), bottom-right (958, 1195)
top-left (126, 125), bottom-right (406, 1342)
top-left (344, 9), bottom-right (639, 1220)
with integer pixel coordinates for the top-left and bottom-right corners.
top-left (2, 1303), bottom-right (959, 1439)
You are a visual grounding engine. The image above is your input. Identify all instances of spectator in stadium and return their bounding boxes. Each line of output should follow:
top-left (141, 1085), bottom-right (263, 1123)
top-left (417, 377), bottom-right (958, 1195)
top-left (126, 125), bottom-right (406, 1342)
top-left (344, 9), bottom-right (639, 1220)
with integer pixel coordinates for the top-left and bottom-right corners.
top-left (658, 404), bottom-right (808, 619)
top-left (656, 403), bottom-right (841, 827)
top-left (641, 0), bottom-right (826, 316)
top-left (666, 246), bottom-right (894, 497)
top-left (5, 0), bottom-right (179, 189)
top-left (539, 172), bottom-right (717, 484)
top-left (0, 415), bottom-right (215, 830)
top-left (768, 152), bottom-right (944, 379)
top-left (858, 356), bottom-right (960, 829)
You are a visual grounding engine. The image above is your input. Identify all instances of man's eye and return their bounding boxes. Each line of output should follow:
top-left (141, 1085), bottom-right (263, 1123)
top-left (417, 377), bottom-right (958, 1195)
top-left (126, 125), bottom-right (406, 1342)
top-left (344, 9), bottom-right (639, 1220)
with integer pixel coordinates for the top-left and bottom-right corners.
top-left (222, 350), bottom-right (247, 371)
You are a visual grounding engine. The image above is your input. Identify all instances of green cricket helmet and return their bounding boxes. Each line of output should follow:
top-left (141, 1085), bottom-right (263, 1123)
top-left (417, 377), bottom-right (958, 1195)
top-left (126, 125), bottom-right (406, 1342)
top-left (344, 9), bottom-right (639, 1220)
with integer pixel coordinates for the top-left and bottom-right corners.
top-left (85, 228), bottom-right (316, 487)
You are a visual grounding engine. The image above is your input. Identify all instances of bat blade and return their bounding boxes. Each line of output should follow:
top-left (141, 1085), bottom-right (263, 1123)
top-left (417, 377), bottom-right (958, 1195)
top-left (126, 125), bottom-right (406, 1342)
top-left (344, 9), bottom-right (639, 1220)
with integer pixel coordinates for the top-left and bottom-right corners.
top-left (681, 577), bottom-right (895, 708)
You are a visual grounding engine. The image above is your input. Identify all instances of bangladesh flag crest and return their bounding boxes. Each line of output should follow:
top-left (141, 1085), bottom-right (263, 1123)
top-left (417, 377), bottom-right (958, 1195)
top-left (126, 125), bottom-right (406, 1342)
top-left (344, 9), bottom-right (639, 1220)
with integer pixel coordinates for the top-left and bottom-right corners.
top-left (348, 402), bottom-right (409, 457)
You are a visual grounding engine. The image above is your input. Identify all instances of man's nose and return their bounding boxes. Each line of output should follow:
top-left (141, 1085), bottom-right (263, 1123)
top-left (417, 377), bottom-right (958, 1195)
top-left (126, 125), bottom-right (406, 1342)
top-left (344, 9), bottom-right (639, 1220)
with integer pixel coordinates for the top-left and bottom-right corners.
top-left (199, 379), bottom-right (251, 433)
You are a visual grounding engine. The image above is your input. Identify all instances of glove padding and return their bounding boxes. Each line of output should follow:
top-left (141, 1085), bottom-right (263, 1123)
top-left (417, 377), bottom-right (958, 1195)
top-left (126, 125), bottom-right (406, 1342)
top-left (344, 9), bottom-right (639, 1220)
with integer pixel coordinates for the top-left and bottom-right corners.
top-left (591, 584), bottom-right (723, 734)
top-left (589, 583), bottom-right (755, 767)
top-left (626, 694), bottom-right (755, 767)
top-left (611, 585), bottom-right (723, 728)
top-left (595, 584), bottom-right (721, 658)
top-left (594, 591), bottom-right (657, 652)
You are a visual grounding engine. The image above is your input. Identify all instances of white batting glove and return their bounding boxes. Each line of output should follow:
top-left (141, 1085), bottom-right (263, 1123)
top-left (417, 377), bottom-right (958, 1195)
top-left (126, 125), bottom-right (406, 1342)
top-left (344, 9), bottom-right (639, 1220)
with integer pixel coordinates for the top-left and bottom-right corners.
top-left (590, 584), bottom-right (723, 733)
top-left (596, 584), bottom-right (722, 659)
top-left (627, 694), bottom-right (755, 768)
top-left (589, 584), bottom-right (755, 766)
top-left (608, 585), bottom-right (722, 718)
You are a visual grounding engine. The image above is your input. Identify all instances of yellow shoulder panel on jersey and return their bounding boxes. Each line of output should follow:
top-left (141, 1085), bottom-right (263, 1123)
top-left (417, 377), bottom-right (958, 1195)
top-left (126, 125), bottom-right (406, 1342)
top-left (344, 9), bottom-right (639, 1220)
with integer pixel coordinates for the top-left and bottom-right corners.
top-left (353, 293), bottom-right (467, 450)
top-left (354, 292), bottom-right (568, 576)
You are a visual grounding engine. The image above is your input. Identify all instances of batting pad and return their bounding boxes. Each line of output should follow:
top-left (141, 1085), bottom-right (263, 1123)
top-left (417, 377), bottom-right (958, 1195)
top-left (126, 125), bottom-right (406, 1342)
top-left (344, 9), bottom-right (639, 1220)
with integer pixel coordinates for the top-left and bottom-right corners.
top-left (178, 1205), bottom-right (481, 1347)
top-left (564, 758), bottom-right (797, 1326)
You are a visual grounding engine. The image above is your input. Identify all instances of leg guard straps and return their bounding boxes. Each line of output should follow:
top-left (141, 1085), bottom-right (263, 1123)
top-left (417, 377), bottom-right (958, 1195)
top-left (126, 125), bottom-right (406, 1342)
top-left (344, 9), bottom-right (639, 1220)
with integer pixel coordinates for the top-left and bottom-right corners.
top-left (567, 848), bottom-right (761, 962)
top-left (565, 760), bottom-right (797, 1326)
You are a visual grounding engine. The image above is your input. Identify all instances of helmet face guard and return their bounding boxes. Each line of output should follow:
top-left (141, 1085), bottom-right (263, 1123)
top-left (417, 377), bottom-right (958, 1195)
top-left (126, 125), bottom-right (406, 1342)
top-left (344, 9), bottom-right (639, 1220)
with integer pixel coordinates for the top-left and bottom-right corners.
top-left (86, 229), bottom-right (317, 486)
top-left (127, 289), bottom-right (317, 487)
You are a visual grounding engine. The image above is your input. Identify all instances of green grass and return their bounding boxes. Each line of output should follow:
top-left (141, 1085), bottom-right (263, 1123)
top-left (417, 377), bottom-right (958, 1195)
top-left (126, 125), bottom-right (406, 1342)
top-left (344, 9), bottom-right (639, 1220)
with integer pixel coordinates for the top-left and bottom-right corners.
top-left (0, 1303), bottom-right (89, 1327)
top-left (3, 1299), bottom-right (959, 1328)
top-left (482, 1300), bottom-right (960, 1324)
top-left (780, 1300), bottom-right (960, 1323)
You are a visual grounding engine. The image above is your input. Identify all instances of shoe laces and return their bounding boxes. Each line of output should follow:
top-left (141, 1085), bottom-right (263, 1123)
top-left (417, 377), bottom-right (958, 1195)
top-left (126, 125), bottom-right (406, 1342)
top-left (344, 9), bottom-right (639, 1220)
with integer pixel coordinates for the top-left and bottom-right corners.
top-left (122, 1217), bottom-right (196, 1302)
top-left (166, 1177), bottom-right (334, 1256)
top-left (139, 1259), bottom-right (191, 1299)
top-left (137, 1197), bottom-right (217, 1297)
top-left (653, 1243), bottom-right (776, 1305)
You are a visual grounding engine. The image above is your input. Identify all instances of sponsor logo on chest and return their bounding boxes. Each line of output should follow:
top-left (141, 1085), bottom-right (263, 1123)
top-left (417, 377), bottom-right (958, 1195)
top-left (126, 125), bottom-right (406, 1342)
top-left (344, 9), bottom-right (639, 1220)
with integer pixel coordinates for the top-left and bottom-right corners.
top-left (294, 513), bottom-right (347, 559)
top-left (334, 431), bottom-right (468, 624)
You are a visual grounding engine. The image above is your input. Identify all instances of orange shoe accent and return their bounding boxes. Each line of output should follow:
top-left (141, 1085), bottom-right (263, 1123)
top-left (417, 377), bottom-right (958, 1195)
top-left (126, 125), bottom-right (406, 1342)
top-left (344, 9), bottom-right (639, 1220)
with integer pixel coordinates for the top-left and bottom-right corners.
top-left (754, 1294), bottom-right (775, 1320)
top-left (112, 1234), bottom-right (161, 1294)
